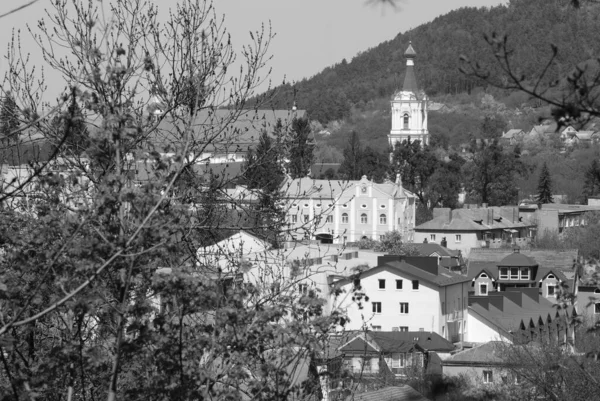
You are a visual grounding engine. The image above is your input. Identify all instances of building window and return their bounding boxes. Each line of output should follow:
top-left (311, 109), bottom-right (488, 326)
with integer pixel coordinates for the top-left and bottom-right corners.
top-left (303, 203), bottom-right (309, 208)
top-left (499, 267), bottom-right (508, 280)
top-left (442, 325), bottom-right (445, 337)
top-left (412, 280), bottom-right (419, 290)
top-left (291, 215), bottom-right (297, 223)
top-left (547, 284), bottom-right (556, 297)
top-left (480, 273), bottom-right (488, 278)
top-left (361, 213), bottom-right (368, 224)
top-left (399, 326), bottom-right (408, 332)
top-left (430, 234), bottom-right (436, 241)
top-left (396, 279), bottom-right (403, 290)
top-left (326, 215), bottom-right (333, 223)
top-left (379, 214), bottom-right (387, 224)
top-left (403, 113), bottom-right (409, 129)
top-left (595, 303), bottom-right (600, 314)
top-left (298, 284), bottom-right (308, 295)
top-left (378, 279), bottom-right (386, 289)
top-left (361, 204), bottom-right (368, 209)
top-left (372, 302), bottom-right (382, 314)
top-left (510, 267), bottom-right (519, 280)
top-left (392, 352), bottom-right (405, 368)
top-left (342, 213), bottom-right (349, 224)
top-left (483, 370), bottom-right (493, 384)
top-left (372, 325), bottom-right (381, 331)
top-left (380, 204), bottom-right (386, 209)
top-left (480, 283), bottom-right (488, 295)
top-left (343, 235), bottom-right (348, 243)
top-left (520, 267), bottom-right (530, 280)
top-left (304, 215), bottom-right (309, 223)
top-left (455, 234), bottom-right (462, 243)
top-left (399, 302), bottom-right (409, 314)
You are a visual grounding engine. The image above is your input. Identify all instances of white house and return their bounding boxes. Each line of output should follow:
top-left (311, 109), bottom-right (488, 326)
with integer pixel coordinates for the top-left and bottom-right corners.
top-left (330, 255), bottom-right (470, 342)
top-left (283, 175), bottom-right (416, 244)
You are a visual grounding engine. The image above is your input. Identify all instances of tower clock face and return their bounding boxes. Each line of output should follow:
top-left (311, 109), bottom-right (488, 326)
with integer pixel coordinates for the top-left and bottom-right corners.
top-left (361, 186), bottom-right (367, 193)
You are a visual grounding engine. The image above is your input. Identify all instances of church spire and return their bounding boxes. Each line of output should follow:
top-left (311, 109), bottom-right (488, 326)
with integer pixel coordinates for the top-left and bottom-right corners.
top-left (402, 41), bottom-right (419, 94)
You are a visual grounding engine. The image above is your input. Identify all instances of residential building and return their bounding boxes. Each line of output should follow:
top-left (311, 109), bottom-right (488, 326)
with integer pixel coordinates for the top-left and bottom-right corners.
top-left (388, 42), bottom-right (429, 147)
top-left (335, 331), bottom-right (453, 377)
top-left (519, 203), bottom-right (600, 234)
top-left (575, 285), bottom-right (600, 327)
top-left (330, 256), bottom-right (470, 342)
top-left (499, 129), bottom-right (525, 146)
top-left (442, 341), bottom-right (515, 387)
top-left (467, 288), bottom-right (577, 344)
top-left (283, 175), bottom-right (416, 244)
top-left (413, 206), bottom-right (533, 257)
top-left (467, 248), bottom-right (579, 300)
top-left (409, 243), bottom-right (464, 273)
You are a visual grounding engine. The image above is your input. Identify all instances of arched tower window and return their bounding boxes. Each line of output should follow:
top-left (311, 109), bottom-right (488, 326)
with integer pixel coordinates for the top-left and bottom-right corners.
top-left (403, 113), bottom-right (409, 129)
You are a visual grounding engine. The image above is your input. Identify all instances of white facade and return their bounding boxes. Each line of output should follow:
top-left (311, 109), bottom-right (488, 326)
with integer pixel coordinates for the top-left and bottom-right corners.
top-left (285, 176), bottom-right (416, 244)
top-left (466, 310), bottom-right (511, 343)
top-left (331, 265), bottom-right (469, 341)
top-left (388, 43), bottom-right (429, 148)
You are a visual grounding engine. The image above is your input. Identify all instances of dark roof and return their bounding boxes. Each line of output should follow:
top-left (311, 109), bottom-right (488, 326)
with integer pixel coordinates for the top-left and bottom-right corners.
top-left (409, 243), bottom-right (458, 258)
top-left (340, 258), bottom-right (470, 288)
top-left (498, 252), bottom-right (537, 267)
top-left (404, 42), bottom-right (417, 58)
top-left (369, 331), bottom-right (454, 353)
top-left (347, 386), bottom-right (430, 401)
top-left (468, 248), bottom-right (578, 271)
top-left (340, 337), bottom-right (379, 354)
top-left (415, 207), bottom-right (531, 232)
top-left (444, 341), bottom-right (505, 364)
top-left (149, 109), bottom-right (306, 152)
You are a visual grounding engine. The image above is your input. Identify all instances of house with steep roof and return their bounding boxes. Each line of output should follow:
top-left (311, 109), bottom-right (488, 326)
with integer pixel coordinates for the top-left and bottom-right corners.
top-left (335, 330), bottom-right (454, 377)
top-left (330, 255), bottom-right (470, 342)
top-left (413, 206), bottom-right (533, 257)
top-left (467, 288), bottom-right (577, 344)
top-left (409, 243), bottom-right (464, 272)
top-left (500, 129), bottom-right (525, 145)
top-left (575, 285), bottom-right (600, 327)
top-left (283, 175), bottom-right (416, 244)
top-left (467, 248), bottom-right (578, 300)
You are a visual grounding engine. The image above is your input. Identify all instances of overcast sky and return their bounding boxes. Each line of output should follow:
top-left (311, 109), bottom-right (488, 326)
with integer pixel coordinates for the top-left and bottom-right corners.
top-left (0, 0), bottom-right (507, 99)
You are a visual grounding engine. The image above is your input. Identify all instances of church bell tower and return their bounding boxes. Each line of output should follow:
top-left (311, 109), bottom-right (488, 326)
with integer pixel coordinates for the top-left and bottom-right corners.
top-left (389, 42), bottom-right (429, 148)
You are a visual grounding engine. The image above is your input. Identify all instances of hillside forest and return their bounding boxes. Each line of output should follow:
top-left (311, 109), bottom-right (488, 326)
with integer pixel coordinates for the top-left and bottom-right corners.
top-left (251, 0), bottom-right (600, 210)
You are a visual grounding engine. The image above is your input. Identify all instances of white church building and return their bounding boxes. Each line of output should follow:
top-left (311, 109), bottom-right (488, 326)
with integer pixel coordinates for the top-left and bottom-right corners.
top-left (388, 42), bottom-right (429, 147)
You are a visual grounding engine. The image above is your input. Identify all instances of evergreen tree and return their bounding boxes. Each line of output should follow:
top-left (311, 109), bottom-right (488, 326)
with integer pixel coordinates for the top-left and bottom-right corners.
top-left (338, 131), bottom-right (363, 180)
top-left (287, 117), bottom-right (314, 178)
top-left (583, 160), bottom-right (600, 202)
top-left (0, 93), bottom-right (20, 144)
top-left (244, 130), bottom-right (285, 192)
top-left (536, 162), bottom-right (554, 204)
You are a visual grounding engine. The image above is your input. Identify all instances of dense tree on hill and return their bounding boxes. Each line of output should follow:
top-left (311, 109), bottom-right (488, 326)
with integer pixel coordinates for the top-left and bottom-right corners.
top-left (536, 162), bottom-right (554, 204)
top-left (389, 139), bottom-right (438, 205)
top-left (463, 140), bottom-right (525, 206)
top-left (582, 160), bottom-right (600, 202)
top-left (287, 117), bottom-right (315, 179)
top-left (254, 0), bottom-right (600, 124)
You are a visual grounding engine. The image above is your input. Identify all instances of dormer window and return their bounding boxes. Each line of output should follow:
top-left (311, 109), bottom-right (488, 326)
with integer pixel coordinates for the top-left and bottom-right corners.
top-left (480, 273), bottom-right (488, 279)
top-left (510, 268), bottom-right (519, 280)
top-left (520, 267), bottom-right (530, 280)
top-left (499, 268), bottom-right (508, 280)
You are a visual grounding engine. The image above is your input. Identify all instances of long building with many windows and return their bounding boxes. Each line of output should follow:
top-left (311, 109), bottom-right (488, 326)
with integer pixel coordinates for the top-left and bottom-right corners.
top-left (283, 175), bottom-right (416, 244)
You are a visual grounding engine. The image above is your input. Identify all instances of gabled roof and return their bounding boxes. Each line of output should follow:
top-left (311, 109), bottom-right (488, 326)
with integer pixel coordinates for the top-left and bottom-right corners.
top-left (498, 252), bottom-right (537, 267)
top-left (409, 243), bottom-right (458, 258)
top-left (338, 331), bottom-right (454, 355)
top-left (415, 207), bottom-right (531, 232)
top-left (502, 129), bottom-right (524, 139)
top-left (282, 175), bottom-right (415, 200)
top-left (574, 130), bottom-right (595, 140)
top-left (443, 341), bottom-right (505, 364)
top-left (347, 385), bottom-right (430, 401)
top-left (468, 248), bottom-right (578, 271)
top-left (150, 109), bottom-right (306, 152)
